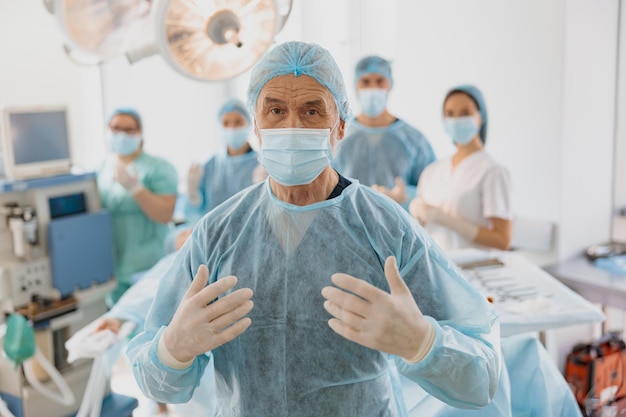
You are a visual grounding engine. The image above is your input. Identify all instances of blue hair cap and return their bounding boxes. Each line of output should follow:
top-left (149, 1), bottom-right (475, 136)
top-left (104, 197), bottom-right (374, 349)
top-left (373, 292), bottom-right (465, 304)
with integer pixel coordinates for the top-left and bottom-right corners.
top-left (354, 55), bottom-right (393, 87)
top-left (446, 85), bottom-right (488, 144)
top-left (109, 107), bottom-right (143, 130)
top-left (218, 98), bottom-right (252, 124)
top-left (247, 41), bottom-right (351, 121)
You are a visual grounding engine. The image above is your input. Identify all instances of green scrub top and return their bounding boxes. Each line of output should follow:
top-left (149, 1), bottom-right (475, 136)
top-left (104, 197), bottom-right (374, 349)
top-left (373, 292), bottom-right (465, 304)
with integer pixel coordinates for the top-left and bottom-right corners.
top-left (97, 152), bottom-right (178, 305)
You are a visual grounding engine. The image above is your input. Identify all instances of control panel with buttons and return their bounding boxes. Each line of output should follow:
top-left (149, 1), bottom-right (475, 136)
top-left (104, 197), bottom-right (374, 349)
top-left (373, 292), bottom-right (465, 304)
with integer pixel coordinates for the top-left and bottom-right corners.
top-left (0, 257), bottom-right (52, 308)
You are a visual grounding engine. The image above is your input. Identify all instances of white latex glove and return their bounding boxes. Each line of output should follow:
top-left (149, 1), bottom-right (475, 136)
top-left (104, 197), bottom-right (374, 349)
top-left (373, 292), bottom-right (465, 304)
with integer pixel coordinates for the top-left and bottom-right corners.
top-left (187, 163), bottom-right (203, 206)
top-left (95, 317), bottom-right (123, 334)
top-left (410, 200), bottom-right (479, 242)
top-left (371, 177), bottom-right (408, 204)
top-left (252, 165), bottom-right (268, 183)
top-left (321, 256), bottom-right (435, 363)
top-left (159, 265), bottom-right (254, 368)
top-left (114, 161), bottom-right (143, 195)
top-left (65, 319), bottom-right (135, 363)
top-left (408, 197), bottom-right (430, 225)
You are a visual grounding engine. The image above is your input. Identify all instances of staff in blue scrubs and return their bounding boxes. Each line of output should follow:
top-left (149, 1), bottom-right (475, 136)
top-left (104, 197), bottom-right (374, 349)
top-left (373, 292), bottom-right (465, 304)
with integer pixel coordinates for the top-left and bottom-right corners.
top-left (184, 98), bottom-right (261, 225)
top-left (333, 55), bottom-right (435, 208)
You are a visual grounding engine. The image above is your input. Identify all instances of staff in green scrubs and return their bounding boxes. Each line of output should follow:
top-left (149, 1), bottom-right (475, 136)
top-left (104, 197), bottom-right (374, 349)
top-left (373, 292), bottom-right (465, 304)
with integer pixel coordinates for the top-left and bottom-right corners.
top-left (97, 108), bottom-right (178, 306)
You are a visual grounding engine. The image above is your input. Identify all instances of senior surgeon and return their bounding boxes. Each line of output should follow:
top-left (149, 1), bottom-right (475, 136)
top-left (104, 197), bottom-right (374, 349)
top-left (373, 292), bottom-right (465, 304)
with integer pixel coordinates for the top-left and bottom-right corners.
top-left (333, 55), bottom-right (435, 208)
top-left (127, 41), bottom-right (501, 416)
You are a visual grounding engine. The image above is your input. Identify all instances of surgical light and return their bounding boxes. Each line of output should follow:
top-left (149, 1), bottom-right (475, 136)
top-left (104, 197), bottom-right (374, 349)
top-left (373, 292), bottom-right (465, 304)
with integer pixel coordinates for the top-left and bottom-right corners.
top-left (49, 0), bottom-right (293, 82)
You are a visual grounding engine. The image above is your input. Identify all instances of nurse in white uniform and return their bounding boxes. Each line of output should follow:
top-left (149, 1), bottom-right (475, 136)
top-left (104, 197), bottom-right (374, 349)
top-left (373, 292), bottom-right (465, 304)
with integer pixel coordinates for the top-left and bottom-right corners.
top-left (409, 84), bottom-right (512, 251)
top-left (408, 85), bottom-right (582, 417)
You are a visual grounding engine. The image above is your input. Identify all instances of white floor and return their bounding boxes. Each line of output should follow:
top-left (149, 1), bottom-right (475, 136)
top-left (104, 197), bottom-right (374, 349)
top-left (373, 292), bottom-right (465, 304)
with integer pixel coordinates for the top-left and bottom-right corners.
top-left (111, 355), bottom-right (181, 417)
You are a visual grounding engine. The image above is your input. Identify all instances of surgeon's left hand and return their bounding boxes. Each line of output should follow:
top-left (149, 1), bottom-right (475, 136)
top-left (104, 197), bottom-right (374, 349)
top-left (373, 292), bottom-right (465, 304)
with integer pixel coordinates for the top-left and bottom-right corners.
top-left (371, 177), bottom-right (408, 204)
top-left (322, 256), bottom-right (435, 362)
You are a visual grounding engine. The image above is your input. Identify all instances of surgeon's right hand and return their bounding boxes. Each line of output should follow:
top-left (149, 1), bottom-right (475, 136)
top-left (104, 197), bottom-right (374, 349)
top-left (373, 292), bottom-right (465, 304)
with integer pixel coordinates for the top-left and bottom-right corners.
top-left (160, 265), bottom-right (254, 366)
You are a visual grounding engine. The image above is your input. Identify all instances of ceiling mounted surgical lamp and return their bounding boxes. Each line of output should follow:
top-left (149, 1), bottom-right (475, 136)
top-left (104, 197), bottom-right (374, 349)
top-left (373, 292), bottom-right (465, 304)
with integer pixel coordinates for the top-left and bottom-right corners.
top-left (49, 0), bottom-right (293, 81)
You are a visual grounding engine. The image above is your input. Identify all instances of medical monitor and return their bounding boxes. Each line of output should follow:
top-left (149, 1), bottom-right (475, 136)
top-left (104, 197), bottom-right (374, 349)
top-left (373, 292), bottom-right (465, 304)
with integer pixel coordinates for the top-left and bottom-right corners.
top-left (0, 105), bottom-right (72, 180)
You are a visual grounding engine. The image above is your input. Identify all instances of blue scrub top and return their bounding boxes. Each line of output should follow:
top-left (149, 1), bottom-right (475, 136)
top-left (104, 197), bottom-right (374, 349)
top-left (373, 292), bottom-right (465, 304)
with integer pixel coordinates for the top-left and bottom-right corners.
top-left (333, 119), bottom-right (435, 203)
top-left (184, 148), bottom-right (259, 225)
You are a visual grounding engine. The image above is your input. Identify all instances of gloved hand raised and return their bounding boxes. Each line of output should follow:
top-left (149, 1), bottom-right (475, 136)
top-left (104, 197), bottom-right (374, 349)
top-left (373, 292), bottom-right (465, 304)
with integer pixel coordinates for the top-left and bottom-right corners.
top-left (371, 177), bottom-right (408, 204)
top-left (409, 198), bottom-right (478, 242)
top-left (252, 165), bottom-right (268, 184)
top-left (408, 197), bottom-right (430, 225)
top-left (114, 161), bottom-right (143, 195)
top-left (322, 256), bottom-right (435, 363)
top-left (187, 163), bottom-right (204, 206)
top-left (159, 265), bottom-right (254, 367)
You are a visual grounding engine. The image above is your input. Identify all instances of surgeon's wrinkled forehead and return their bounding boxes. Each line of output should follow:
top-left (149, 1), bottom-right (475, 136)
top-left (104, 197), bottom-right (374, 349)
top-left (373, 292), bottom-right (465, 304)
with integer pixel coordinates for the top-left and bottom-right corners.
top-left (255, 74), bottom-right (339, 118)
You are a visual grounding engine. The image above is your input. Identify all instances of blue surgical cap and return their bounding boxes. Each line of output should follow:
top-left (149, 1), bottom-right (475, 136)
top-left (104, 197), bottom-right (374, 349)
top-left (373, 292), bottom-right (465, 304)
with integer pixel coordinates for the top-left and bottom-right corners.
top-left (109, 107), bottom-right (142, 130)
top-left (354, 55), bottom-right (393, 87)
top-left (445, 85), bottom-right (488, 144)
top-left (218, 98), bottom-right (251, 125)
top-left (247, 41), bottom-right (351, 121)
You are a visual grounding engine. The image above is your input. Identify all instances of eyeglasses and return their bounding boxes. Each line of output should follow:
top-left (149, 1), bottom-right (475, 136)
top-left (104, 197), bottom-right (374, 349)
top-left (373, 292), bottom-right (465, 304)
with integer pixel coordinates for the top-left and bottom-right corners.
top-left (110, 126), bottom-right (139, 134)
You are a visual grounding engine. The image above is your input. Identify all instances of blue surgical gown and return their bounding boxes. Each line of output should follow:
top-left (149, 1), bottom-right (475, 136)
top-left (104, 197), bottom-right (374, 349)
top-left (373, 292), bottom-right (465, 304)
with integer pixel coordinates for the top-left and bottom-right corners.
top-left (97, 152), bottom-right (178, 305)
top-left (184, 148), bottom-right (259, 225)
top-left (127, 179), bottom-right (500, 416)
top-left (503, 334), bottom-right (582, 417)
top-left (333, 119), bottom-right (435, 204)
top-left (398, 333), bottom-right (582, 417)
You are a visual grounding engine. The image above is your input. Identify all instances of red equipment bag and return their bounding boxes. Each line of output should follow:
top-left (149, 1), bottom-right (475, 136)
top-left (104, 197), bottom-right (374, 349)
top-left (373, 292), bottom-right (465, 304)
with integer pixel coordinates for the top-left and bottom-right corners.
top-left (565, 332), bottom-right (626, 412)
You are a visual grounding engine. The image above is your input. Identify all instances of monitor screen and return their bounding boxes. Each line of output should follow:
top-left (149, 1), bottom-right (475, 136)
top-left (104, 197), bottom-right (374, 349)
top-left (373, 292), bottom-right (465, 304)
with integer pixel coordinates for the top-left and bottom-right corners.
top-left (9, 110), bottom-right (70, 164)
top-left (1, 106), bottom-right (72, 180)
top-left (49, 193), bottom-right (87, 219)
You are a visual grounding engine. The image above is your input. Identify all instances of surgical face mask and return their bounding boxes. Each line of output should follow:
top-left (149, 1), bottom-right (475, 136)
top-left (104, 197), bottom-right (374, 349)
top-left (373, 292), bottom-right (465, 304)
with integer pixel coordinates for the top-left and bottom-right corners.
top-left (259, 128), bottom-right (333, 186)
top-left (358, 88), bottom-right (388, 118)
top-left (222, 127), bottom-right (250, 149)
top-left (443, 116), bottom-right (480, 145)
top-left (109, 132), bottom-right (140, 156)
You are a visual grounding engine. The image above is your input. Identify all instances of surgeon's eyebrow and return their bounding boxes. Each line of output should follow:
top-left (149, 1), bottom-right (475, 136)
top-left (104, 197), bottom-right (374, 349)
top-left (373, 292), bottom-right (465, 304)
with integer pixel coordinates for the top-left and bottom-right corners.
top-left (302, 99), bottom-right (326, 109)
top-left (262, 97), bottom-right (287, 107)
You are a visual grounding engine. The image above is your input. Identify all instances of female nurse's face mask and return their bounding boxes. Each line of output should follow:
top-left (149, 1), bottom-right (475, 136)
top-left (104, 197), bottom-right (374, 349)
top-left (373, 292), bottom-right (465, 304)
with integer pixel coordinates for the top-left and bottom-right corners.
top-left (358, 88), bottom-right (388, 118)
top-left (443, 116), bottom-right (480, 146)
top-left (222, 126), bottom-right (251, 150)
top-left (258, 128), bottom-right (334, 186)
top-left (109, 132), bottom-right (141, 156)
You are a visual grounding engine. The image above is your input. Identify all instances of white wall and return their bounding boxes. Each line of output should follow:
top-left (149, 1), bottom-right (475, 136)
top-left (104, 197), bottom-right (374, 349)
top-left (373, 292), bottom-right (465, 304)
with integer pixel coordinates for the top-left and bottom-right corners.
top-left (393, 0), bottom-right (566, 223)
top-left (0, 0), bottom-right (104, 171)
top-left (613, 0), bottom-right (626, 242)
top-left (559, 0), bottom-right (618, 261)
top-left (99, 49), bottom-right (229, 187)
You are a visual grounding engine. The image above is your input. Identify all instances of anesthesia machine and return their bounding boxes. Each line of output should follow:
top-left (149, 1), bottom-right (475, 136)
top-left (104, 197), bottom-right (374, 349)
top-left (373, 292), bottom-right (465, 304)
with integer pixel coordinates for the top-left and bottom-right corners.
top-left (0, 106), bottom-right (136, 417)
